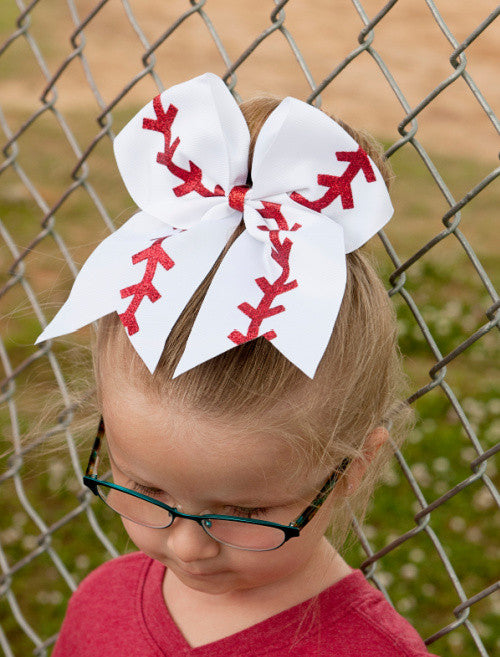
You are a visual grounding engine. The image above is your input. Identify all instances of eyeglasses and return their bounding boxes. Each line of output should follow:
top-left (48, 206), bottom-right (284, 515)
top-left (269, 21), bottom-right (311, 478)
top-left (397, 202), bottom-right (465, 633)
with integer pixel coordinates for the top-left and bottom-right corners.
top-left (83, 416), bottom-right (350, 552)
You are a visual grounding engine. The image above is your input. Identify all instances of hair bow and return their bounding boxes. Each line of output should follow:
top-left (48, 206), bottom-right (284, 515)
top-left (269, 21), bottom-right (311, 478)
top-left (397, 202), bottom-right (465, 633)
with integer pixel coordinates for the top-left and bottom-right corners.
top-left (35, 72), bottom-right (393, 378)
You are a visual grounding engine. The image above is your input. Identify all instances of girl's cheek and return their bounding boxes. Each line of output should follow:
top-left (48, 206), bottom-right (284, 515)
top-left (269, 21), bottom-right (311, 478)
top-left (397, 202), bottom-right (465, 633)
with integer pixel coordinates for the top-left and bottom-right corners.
top-left (121, 518), bottom-right (157, 551)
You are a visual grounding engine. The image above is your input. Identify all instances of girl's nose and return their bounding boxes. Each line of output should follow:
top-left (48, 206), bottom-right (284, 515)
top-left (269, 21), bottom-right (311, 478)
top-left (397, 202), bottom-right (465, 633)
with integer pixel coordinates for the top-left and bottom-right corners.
top-left (165, 516), bottom-right (220, 563)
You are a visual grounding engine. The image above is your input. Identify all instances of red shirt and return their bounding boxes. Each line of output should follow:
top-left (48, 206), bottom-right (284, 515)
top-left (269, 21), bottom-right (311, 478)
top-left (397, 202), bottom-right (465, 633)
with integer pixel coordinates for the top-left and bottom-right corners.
top-left (51, 551), bottom-right (439, 656)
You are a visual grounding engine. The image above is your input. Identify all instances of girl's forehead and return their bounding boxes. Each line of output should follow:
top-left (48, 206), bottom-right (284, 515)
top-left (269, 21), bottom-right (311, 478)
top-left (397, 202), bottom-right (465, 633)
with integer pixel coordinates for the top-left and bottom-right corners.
top-left (102, 385), bottom-right (317, 503)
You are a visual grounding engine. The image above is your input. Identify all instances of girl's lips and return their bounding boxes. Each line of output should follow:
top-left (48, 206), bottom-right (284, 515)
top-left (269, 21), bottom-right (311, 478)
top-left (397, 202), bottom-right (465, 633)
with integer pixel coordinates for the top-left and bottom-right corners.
top-left (183, 569), bottom-right (223, 576)
top-left (176, 564), bottom-right (226, 577)
top-left (165, 558), bottom-right (226, 577)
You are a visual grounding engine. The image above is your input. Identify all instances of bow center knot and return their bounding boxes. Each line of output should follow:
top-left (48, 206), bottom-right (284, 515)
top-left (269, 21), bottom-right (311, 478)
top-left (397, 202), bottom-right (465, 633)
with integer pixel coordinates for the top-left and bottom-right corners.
top-left (228, 184), bottom-right (250, 213)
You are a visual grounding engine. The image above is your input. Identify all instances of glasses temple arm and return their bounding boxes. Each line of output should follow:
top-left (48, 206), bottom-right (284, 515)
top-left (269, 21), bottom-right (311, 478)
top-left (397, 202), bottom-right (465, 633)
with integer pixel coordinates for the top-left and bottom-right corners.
top-left (84, 415), bottom-right (105, 478)
top-left (290, 457), bottom-right (351, 530)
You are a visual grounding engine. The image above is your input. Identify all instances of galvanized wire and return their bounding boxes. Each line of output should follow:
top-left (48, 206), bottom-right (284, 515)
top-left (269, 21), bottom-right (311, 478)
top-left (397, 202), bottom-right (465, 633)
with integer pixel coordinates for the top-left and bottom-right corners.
top-left (0, 1), bottom-right (498, 655)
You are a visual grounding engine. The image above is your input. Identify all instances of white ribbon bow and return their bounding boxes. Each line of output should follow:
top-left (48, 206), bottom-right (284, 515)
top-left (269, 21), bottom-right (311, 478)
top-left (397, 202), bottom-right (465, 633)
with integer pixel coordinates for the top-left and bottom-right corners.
top-left (35, 72), bottom-right (393, 378)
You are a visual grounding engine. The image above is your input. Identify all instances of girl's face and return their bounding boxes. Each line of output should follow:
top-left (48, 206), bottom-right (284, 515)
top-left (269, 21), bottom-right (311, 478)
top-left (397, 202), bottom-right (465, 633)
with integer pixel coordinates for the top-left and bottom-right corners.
top-left (102, 382), bottom-right (343, 600)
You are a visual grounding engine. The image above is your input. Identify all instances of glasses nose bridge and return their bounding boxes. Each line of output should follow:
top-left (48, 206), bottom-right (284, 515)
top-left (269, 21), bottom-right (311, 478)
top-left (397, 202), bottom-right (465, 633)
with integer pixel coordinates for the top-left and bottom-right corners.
top-left (167, 507), bottom-right (217, 544)
top-left (169, 506), bottom-right (211, 533)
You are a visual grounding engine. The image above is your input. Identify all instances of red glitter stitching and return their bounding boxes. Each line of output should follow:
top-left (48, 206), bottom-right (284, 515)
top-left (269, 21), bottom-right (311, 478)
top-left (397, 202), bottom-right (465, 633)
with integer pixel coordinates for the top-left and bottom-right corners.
top-left (290, 145), bottom-right (376, 211)
top-left (228, 201), bottom-right (301, 345)
top-left (143, 95), bottom-right (226, 199)
top-left (119, 237), bottom-right (175, 335)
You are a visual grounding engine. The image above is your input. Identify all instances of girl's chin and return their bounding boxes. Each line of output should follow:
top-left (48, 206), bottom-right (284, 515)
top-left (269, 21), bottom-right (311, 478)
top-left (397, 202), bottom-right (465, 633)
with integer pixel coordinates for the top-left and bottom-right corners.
top-left (173, 569), bottom-right (239, 594)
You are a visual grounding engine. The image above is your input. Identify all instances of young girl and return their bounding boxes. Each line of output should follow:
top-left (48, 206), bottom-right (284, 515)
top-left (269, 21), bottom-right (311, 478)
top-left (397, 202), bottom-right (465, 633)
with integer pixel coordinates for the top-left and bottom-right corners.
top-left (36, 73), bottom-right (438, 655)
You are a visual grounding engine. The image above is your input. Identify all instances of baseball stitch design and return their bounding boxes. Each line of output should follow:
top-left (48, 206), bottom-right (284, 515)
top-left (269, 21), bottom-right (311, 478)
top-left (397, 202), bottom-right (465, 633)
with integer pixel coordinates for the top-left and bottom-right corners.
top-left (228, 201), bottom-right (301, 345)
top-left (228, 146), bottom-right (377, 346)
top-left (119, 94), bottom-right (228, 335)
top-left (119, 237), bottom-right (175, 335)
top-left (142, 95), bottom-right (226, 199)
top-left (290, 145), bottom-right (376, 211)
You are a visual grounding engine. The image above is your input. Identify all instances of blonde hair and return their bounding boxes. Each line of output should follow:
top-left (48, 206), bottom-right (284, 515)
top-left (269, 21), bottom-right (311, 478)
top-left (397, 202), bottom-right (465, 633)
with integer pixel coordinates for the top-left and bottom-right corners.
top-left (94, 95), bottom-right (413, 552)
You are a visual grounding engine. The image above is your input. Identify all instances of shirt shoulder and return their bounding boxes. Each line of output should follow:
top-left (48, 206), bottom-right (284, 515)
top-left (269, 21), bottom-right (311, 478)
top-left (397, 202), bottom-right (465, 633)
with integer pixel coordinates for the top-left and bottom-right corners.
top-left (314, 570), bottom-right (439, 657)
top-left (51, 551), bottom-right (158, 657)
top-left (70, 550), bottom-right (149, 601)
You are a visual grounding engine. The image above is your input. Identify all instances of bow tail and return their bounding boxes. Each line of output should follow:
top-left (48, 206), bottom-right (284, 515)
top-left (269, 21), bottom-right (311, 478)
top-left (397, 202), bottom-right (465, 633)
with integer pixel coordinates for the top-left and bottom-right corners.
top-left (35, 212), bottom-right (172, 343)
top-left (173, 206), bottom-right (347, 379)
top-left (36, 210), bottom-right (240, 374)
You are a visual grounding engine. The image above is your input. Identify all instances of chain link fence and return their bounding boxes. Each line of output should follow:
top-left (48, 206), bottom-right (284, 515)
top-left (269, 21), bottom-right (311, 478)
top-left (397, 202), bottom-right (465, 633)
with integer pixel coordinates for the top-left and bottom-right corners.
top-left (0, 1), bottom-right (498, 655)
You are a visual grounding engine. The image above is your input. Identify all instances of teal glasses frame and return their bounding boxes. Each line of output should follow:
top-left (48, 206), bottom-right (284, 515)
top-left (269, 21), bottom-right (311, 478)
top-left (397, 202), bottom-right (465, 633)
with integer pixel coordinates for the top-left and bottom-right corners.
top-left (83, 415), bottom-right (351, 551)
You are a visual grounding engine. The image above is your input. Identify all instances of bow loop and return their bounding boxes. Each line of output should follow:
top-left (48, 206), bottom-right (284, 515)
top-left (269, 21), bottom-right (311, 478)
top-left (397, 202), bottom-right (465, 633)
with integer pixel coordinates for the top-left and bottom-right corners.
top-left (35, 72), bottom-right (394, 379)
top-left (250, 97), bottom-right (393, 253)
top-left (113, 72), bottom-right (250, 228)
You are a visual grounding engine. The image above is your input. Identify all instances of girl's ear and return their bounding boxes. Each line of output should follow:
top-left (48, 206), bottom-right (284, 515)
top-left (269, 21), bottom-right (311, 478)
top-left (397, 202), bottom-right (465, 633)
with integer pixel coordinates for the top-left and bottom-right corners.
top-left (344, 426), bottom-right (389, 495)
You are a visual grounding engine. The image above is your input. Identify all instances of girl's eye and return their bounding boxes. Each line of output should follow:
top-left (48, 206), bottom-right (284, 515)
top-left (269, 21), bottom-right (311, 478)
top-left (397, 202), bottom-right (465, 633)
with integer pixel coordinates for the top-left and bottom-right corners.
top-left (226, 506), bottom-right (269, 519)
top-left (132, 482), bottom-right (164, 497)
top-left (128, 484), bottom-right (269, 519)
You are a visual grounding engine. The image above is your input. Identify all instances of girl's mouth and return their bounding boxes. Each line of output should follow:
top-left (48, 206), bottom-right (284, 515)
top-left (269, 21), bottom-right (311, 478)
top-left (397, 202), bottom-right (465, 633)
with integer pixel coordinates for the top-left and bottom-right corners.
top-left (182, 568), bottom-right (223, 577)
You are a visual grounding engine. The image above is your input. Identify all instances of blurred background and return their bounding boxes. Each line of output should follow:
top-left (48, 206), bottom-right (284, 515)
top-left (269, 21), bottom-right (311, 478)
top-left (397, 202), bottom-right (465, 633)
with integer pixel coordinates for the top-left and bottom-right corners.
top-left (0, 1), bottom-right (498, 655)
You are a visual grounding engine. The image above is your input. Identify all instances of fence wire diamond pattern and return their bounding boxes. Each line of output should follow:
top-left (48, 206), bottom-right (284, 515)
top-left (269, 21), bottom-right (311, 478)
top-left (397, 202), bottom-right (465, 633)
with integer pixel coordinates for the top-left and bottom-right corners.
top-left (0, 1), bottom-right (498, 656)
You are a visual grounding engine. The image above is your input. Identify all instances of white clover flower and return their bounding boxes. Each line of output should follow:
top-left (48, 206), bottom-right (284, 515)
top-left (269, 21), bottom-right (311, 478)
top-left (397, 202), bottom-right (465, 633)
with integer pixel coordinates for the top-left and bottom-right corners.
top-left (21, 535), bottom-right (38, 550)
top-left (465, 526), bottom-right (483, 543)
top-left (473, 620), bottom-right (491, 638)
top-left (408, 429), bottom-right (423, 444)
top-left (12, 512), bottom-right (27, 527)
top-left (422, 582), bottom-right (436, 597)
top-left (385, 532), bottom-right (401, 546)
top-left (447, 633), bottom-right (464, 649)
top-left (0, 527), bottom-right (21, 545)
top-left (486, 399), bottom-right (500, 415)
top-left (485, 545), bottom-right (500, 560)
top-left (362, 525), bottom-right (377, 539)
top-left (449, 516), bottom-right (466, 532)
top-left (433, 480), bottom-right (448, 495)
top-left (432, 457), bottom-right (450, 473)
top-left (444, 300), bottom-right (462, 320)
top-left (75, 554), bottom-right (90, 570)
top-left (473, 487), bottom-right (494, 511)
top-left (409, 547), bottom-right (425, 563)
top-left (463, 398), bottom-right (486, 423)
top-left (48, 459), bottom-right (68, 491)
top-left (381, 467), bottom-right (399, 486)
top-left (398, 595), bottom-right (416, 612)
top-left (400, 563), bottom-right (418, 580)
top-left (36, 590), bottom-right (64, 605)
top-left (460, 446), bottom-right (478, 463)
top-left (485, 419), bottom-right (500, 443)
top-left (377, 571), bottom-right (394, 587)
top-left (411, 462), bottom-right (432, 486)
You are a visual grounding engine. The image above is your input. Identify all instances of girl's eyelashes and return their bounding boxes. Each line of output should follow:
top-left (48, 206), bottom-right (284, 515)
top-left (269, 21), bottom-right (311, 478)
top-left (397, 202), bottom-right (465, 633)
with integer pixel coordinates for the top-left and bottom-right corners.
top-left (224, 506), bottom-right (270, 519)
top-left (130, 482), bottom-right (270, 518)
top-left (131, 482), bottom-right (164, 497)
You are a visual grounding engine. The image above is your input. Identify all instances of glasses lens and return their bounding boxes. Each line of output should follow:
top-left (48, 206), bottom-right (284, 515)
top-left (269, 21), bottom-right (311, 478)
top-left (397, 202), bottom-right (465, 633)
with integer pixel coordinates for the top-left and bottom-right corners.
top-left (202, 518), bottom-right (286, 551)
top-left (96, 483), bottom-right (174, 529)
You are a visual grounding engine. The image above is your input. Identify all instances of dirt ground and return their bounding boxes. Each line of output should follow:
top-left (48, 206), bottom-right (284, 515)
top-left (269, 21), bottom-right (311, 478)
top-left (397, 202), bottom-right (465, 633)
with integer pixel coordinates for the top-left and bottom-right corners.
top-left (1, 0), bottom-right (498, 161)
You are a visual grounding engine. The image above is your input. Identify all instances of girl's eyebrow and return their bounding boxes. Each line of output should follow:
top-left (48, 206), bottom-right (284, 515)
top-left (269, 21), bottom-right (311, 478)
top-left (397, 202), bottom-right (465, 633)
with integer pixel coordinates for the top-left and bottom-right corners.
top-left (106, 442), bottom-right (159, 488)
top-left (106, 443), bottom-right (305, 508)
